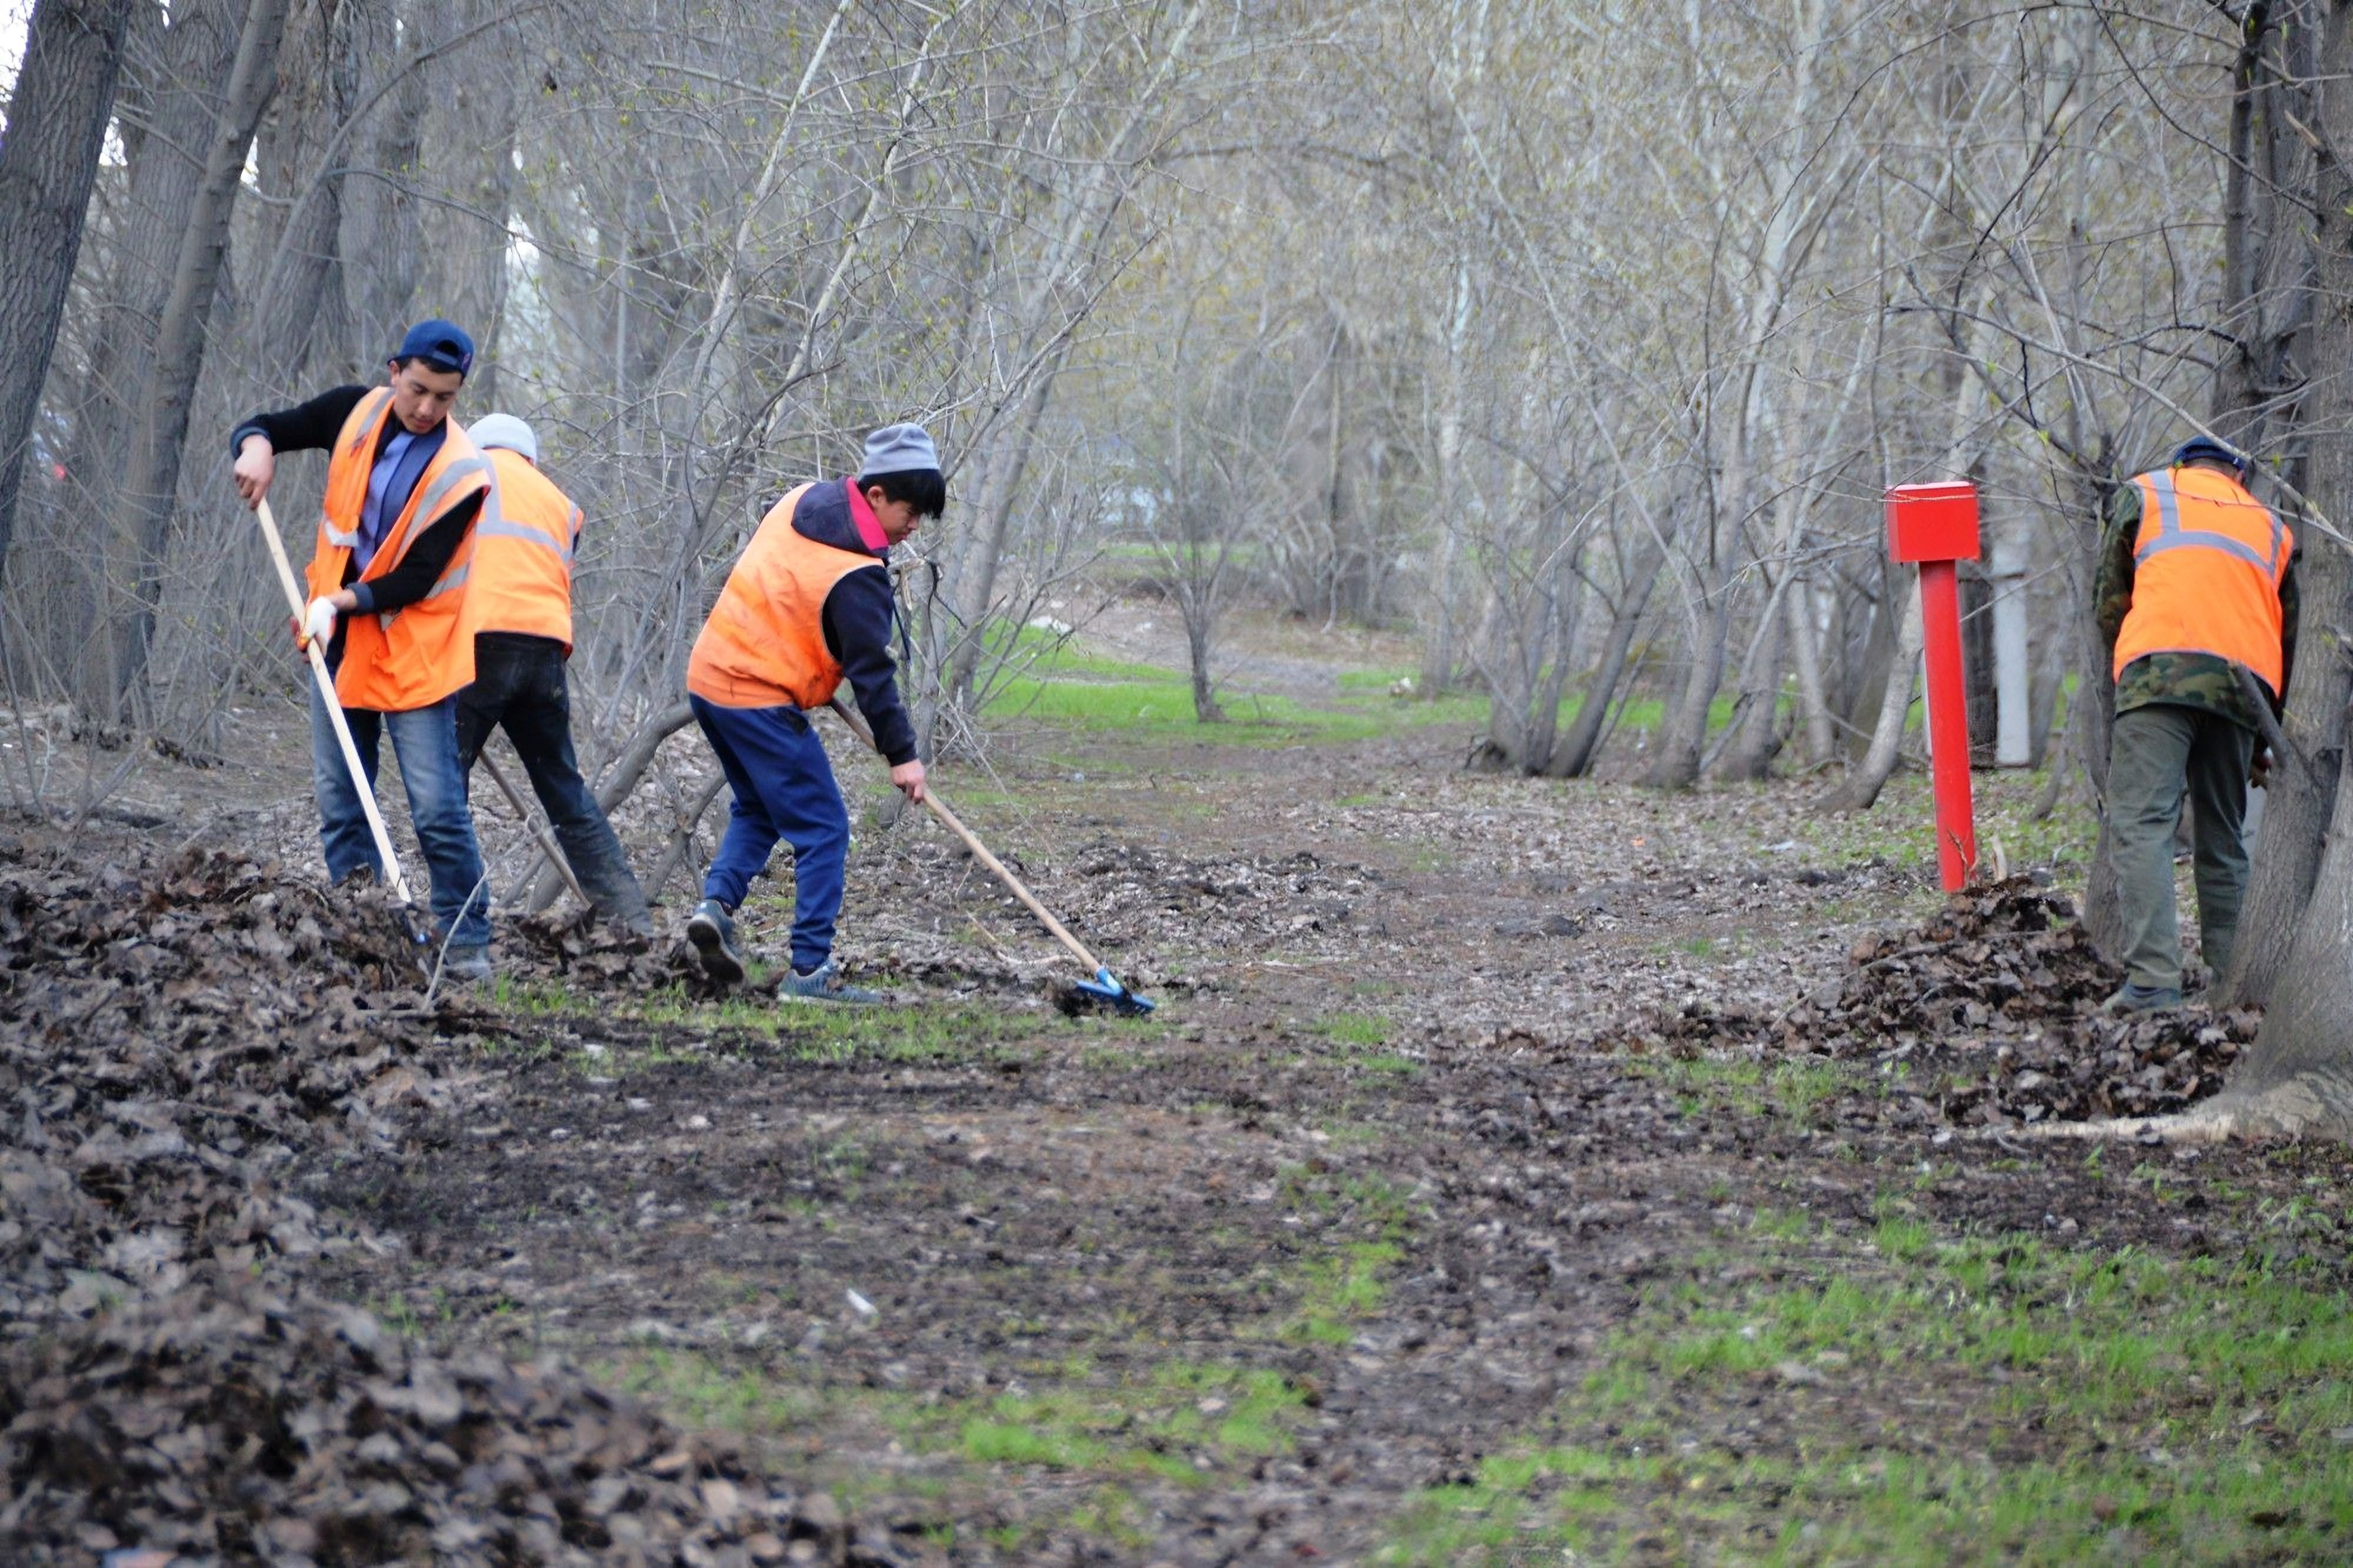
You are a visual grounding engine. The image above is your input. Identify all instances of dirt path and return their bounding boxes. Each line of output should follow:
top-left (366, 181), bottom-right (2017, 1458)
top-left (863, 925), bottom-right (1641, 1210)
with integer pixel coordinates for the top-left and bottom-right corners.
top-left (11, 652), bottom-right (2353, 1564)
top-left (299, 721), bottom-right (2353, 1562)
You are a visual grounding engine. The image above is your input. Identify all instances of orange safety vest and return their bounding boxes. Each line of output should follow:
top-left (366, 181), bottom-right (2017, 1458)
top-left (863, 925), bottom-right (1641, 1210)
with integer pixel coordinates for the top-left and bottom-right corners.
top-left (470, 447), bottom-right (582, 651)
top-left (686, 483), bottom-right (880, 709)
top-left (2113, 465), bottom-right (2292, 697)
top-left (306, 389), bottom-right (491, 710)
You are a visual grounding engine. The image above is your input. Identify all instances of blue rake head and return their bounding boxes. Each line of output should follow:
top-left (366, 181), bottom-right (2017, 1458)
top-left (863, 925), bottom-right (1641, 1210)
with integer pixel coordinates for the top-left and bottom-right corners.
top-left (1072, 965), bottom-right (1155, 1016)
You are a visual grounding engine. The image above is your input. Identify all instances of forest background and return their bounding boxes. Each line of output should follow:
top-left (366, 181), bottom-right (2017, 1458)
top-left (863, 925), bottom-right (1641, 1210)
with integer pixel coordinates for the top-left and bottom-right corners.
top-left (8, 1), bottom-right (2353, 1123)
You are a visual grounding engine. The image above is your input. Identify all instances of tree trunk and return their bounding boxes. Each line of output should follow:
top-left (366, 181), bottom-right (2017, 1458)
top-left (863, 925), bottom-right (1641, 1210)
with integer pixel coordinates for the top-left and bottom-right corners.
top-left (2212, 0), bottom-right (2337, 1007)
top-left (1420, 260), bottom-right (1471, 692)
top-left (1788, 573), bottom-right (1836, 768)
top-left (1712, 570), bottom-right (1789, 782)
top-left (0, 0), bottom-right (136, 583)
top-left (2204, 696), bottom-right (2353, 1136)
top-left (1547, 531), bottom-right (1666, 778)
top-left (1644, 556), bottom-right (1732, 789)
top-left (944, 355), bottom-right (1061, 705)
top-left (62, 0), bottom-right (244, 709)
top-left (1819, 575), bottom-right (1921, 813)
top-left (1186, 608), bottom-right (1225, 723)
top-left (115, 0), bottom-right (290, 712)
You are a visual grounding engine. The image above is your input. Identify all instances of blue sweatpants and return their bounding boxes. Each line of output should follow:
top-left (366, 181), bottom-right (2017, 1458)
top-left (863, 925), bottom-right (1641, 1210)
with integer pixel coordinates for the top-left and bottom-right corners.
top-left (691, 695), bottom-right (848, 973)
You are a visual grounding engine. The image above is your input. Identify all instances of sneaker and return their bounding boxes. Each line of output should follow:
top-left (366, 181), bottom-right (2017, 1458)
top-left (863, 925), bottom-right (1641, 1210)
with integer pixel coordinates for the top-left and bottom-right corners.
top-left (777, 959), bottom-right (882, 1005)
top-left (686, 899), bottom-right (745, 985)
top-left (2100, 982), bottom-right (2182, 1015)
top-left (441, 944), bottom-right (494, 985)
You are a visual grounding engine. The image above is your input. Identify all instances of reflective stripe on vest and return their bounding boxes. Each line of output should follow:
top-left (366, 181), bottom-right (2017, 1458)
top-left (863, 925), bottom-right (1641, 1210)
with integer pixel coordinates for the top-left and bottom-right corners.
top-left (2134, 469), bottom-right (2285, 577)
top-left (308, 392), bottom-right (490, 710)
top-left (469, 449), bottom-right (579, 646)
top-left (416, 455), bottom-right (492, 525)
top-left (476, 515), bottom-right (575, 563)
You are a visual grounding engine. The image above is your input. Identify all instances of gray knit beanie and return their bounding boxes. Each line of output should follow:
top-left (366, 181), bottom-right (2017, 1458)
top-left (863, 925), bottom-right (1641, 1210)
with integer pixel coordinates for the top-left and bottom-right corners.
top-left (859, 422), bottom-right (939, 478)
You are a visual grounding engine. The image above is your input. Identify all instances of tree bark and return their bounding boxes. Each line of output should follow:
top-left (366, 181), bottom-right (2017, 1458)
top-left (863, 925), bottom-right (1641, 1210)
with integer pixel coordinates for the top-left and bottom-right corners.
top-left (1788, 573), bottom-right (1836, 768)
top-left (1644, 552), bottom-right (1732, 789)
top-left (2205, 696), bottom-right (2353, 1135)
top-left (115, 0), bottom-right (290, 712)
top-left (1712, 566), bottom-right (1789, 782)
top-left (1547, 529), bottom-right (1667, 778)
top-left (1819, 575), bottom-right (1922, 813)
top-left (2212, 0), bottom-right (2337, 1007)
top-left (0, 0), bottom-right (136, 585)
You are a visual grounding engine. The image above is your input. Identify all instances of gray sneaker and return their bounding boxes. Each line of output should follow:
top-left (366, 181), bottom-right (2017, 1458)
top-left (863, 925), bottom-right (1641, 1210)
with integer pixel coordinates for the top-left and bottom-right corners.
top-left (441, 944), bottom-right (494, 985)
top-left (778, 959), bottom-right (881, 1005)
top-left (2100, 982), bottom-right (2182, 1015)
top-left (686, 899), bottom-right (744, 985)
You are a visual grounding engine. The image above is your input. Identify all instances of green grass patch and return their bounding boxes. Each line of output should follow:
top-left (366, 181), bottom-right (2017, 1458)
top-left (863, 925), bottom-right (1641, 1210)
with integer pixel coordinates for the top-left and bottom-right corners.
top-left (1316, 1011), bottom-right (1390, 1047)
top-left (1378, 1227), bottom-right (2353, 1563)
top-left (951, 1361), bottom-right (1308, 1483)
top-left (490, 980), bottom-right (1041, 1070)
top-left (1285, 1240), bottom-right (1405, 1345)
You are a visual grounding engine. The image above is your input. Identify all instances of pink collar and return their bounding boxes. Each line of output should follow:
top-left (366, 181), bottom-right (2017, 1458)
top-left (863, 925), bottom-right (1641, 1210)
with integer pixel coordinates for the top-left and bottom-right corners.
top-left (844, 476), bottom-right (889, 553)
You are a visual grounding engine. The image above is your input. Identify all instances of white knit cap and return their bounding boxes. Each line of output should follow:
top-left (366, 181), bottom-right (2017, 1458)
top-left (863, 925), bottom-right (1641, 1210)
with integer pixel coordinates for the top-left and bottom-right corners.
top-left (467, 412), bottom-right (538, 463)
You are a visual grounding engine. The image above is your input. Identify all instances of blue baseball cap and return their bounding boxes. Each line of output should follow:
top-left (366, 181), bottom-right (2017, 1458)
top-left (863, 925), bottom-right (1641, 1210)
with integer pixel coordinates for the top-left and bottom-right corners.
top-left (394, 318), bottom-right (475, 378)
top-left (2174, 435), bottom-right (2250, 476)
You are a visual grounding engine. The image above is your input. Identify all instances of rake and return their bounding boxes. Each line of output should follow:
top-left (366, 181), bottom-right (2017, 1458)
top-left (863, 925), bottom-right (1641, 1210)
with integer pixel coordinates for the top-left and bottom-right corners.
top-left (252, 498), bottom-right (418, 912)
top-left (824, 698), bottom-right (1154, 1015)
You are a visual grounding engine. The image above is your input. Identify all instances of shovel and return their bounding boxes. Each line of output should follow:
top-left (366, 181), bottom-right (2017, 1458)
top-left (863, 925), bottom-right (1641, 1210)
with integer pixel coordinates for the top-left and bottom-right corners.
top-left (252, 497), bottom-right (418, 910)
top-left (823, 698), bottom-right (1154, 1015)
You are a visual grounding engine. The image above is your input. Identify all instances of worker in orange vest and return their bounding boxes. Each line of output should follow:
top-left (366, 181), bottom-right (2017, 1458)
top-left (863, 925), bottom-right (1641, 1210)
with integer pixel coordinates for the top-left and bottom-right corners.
top-left (682, 423), bottom-right (941, 1001)
top-left (454, 413), bottom-right (652, 940)
top-left (2095, 435), bottom-right (2300, 1011)
top-left (229, 319), bottom-right (496, 982)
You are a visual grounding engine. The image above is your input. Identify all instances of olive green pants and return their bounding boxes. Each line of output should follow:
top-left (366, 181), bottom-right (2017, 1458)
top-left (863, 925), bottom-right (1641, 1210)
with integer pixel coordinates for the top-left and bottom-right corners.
top-left (2107, 703), bottom-right (2254, 988)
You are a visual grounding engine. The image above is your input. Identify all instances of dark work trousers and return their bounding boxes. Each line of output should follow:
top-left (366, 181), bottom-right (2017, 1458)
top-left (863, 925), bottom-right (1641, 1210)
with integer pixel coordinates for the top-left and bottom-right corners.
top-left (2107, 703), bottom-right (2255, 989)
top-left (689, 693), bottom-right (849, 975)
top-left (455, 632), bottom-right (651, 932)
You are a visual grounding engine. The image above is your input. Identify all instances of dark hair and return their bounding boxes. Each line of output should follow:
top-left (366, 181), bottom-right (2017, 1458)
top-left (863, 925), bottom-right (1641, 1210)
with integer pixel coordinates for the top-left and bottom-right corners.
top-left (389, 354), bottom-right (467, 382)
top-left (858, 467), bottom-right (946, 519)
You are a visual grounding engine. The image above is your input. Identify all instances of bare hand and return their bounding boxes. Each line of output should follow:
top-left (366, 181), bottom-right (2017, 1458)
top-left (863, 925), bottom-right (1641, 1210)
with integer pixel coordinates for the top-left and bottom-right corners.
top-left (233, 436), bottom-right (275, 508)
top-left (891, 759), bottom-right (926, 803)
top-left (2252, 745), bottom-right (2275, 790)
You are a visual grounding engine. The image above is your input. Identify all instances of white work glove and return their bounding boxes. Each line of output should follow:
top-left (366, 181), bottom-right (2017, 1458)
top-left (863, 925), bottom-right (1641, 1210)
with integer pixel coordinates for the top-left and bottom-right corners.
top-left (302, 596), bottom-right (340, 648)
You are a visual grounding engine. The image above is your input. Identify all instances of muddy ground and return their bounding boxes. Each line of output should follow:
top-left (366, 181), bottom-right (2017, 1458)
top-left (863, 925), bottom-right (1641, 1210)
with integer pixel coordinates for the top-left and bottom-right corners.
top-left (8, 643), bottom-right (2353, 1564)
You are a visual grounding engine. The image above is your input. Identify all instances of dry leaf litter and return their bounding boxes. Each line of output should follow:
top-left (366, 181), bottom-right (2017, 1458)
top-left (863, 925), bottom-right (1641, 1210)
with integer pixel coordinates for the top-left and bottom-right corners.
top-left (1, 847), bottom-right (887, 1566)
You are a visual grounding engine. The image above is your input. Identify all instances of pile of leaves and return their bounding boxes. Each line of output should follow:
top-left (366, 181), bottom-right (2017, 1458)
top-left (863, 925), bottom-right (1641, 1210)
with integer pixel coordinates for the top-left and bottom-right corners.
top-left (1, 1276), bottom-right (867, 1566)
top-left (504, 906), bottom-right (714, 994)
top-left (1, 849), bottom-right (451, 1336)
top-left (1664, 879), bottom-right (2255, 1125)
top-left (1, 845), bottom-right (884, 1564)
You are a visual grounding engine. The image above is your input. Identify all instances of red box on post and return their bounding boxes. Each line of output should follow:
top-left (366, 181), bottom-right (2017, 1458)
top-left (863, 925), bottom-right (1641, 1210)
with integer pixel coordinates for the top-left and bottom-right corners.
top-left (1886, 482), bottom-right (1982, 563)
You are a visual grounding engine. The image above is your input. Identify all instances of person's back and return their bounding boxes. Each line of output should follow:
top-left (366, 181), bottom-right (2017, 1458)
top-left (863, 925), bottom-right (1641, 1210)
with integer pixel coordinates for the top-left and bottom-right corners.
top-left (471, 439), bottom-right (581, 650)
top-left (456, 414), bottom-right (652, 940)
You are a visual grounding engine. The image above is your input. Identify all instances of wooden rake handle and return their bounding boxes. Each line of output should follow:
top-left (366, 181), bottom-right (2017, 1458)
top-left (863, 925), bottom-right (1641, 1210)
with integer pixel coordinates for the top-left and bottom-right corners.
top-left (252, 498), bottom-right (416, 907)
top-left (822, 698), bottom-right (1105, 975)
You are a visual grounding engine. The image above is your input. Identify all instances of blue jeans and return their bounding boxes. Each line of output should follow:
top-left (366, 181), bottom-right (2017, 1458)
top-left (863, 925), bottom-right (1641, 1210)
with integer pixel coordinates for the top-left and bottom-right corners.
top-left (309, 678), bottom-right (491, 948)
top-left (692, 695), bottom-right (848, 973)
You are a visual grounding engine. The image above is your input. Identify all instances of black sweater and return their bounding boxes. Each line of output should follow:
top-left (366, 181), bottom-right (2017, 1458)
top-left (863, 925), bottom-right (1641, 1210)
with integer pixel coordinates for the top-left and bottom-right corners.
top-left (792, 479), bottom-right (918, 766)
top-left (231, 385), bottom-right (483, 623)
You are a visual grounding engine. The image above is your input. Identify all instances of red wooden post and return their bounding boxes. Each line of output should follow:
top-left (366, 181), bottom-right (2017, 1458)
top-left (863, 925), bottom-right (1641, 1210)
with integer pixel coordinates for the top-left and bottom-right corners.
top-left (1886, 482), bottom-right (1981, 892)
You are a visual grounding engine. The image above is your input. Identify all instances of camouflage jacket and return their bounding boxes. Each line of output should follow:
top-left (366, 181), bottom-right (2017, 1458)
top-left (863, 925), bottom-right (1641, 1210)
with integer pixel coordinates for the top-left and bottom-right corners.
top-left (2094, 469), bottom-right (2300, 735)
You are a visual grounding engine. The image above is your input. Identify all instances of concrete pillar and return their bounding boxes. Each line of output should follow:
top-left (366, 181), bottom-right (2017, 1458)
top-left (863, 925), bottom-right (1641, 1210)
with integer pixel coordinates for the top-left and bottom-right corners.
top-left (1991, 528), bottom-right (2032, 766)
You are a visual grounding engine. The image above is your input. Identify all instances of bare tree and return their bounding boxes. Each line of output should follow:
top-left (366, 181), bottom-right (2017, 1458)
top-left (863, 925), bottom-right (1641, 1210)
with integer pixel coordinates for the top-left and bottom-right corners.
top-left (0, 0), bottom-right (136, 583)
